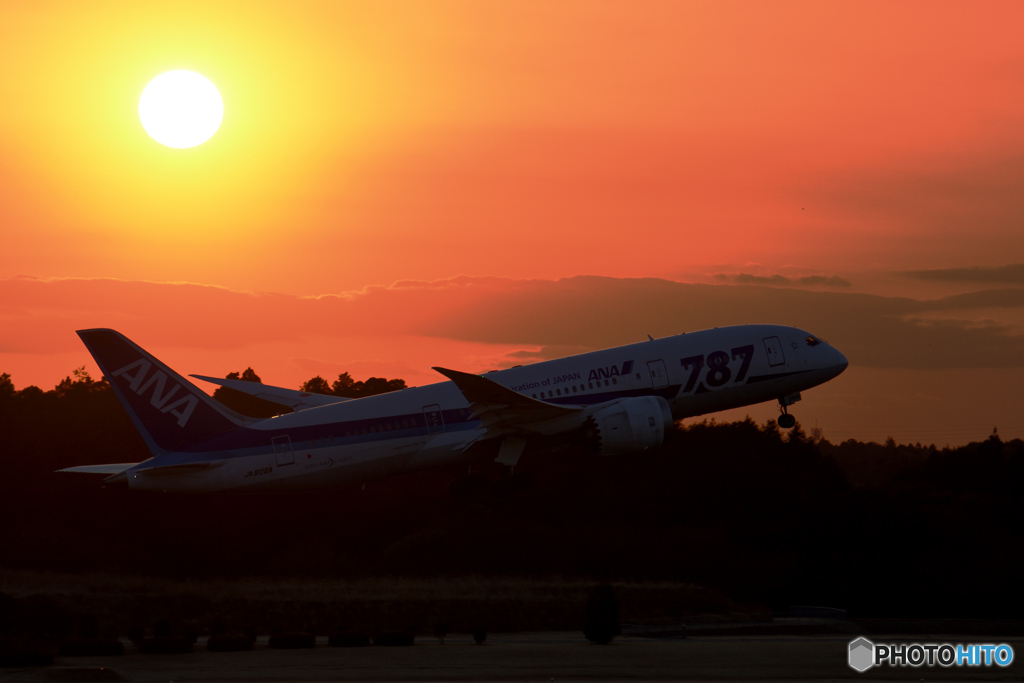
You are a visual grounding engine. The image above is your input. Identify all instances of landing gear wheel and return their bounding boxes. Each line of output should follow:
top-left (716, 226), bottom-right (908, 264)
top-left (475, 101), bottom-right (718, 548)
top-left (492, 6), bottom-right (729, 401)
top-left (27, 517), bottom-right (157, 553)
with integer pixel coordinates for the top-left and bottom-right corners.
top-left (777, 413), bottom-right (796, 429)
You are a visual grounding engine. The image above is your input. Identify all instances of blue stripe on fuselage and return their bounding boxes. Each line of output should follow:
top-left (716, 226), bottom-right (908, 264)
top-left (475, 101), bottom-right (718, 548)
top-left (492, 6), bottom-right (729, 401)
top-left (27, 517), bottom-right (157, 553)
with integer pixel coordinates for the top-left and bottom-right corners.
top-left (149, 384), bottom-right (681, 465)
top-left (162, 405), bottom-right (476, 460)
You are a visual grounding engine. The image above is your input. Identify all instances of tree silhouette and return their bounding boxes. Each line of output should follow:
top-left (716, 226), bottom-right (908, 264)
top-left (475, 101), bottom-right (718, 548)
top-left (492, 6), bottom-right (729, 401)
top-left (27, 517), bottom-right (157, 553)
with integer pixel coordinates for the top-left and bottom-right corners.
top-left (0, 372), bottom-right (14, 399)
top-left (237, 368), bottom-right (262, 383)
top-left (299, 376), bottom-right (332, 395)
top-left (53, 367), bottom-right (106, 398)
top-left (328, 372), bottom-right (406, 398)
top-left (332, 372), bottom-right (356, 396)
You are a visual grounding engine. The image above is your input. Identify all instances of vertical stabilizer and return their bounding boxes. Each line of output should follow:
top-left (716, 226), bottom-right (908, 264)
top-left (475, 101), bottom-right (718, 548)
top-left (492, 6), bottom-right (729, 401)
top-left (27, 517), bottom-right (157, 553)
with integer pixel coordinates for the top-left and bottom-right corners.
top-left (77, 329), bottom-right (247, 454)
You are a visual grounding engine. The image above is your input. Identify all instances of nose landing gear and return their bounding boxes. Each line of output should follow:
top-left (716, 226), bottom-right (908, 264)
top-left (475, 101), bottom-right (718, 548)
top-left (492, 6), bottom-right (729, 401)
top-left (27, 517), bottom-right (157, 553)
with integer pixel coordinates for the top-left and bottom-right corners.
top-left (777, 392), bottom-right (801, 429)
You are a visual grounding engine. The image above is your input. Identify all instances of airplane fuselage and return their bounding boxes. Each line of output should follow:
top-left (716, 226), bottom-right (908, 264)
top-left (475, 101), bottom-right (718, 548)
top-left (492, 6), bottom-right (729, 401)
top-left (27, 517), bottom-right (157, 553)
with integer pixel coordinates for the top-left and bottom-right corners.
top-left (115, 324), bottom-right (847, 493)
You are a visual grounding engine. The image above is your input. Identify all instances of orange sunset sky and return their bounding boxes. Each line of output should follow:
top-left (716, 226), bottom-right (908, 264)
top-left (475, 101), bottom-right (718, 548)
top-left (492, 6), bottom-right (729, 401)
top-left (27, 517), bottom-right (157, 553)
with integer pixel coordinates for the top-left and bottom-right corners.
top-left (3, 1), bottom-right (1024, 445)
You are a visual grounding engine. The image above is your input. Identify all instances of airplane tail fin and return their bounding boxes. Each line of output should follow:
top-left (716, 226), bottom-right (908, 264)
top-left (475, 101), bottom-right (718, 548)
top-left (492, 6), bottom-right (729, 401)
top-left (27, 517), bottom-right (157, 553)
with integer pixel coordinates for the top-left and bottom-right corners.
top-left (77, 329), bottom-right (249, 454)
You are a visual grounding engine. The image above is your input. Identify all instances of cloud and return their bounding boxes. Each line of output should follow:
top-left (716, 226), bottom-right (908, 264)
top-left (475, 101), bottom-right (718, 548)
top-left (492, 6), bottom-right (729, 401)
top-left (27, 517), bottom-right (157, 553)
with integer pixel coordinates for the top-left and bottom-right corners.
top-left (3, 275), bottom-right (1024, 379)
top-left (504, 346), bottom-right (593, 362)
top-left (411, 276), bottom-right (1024, 370)
top-left (919, 288), bottom-right (1024, 310)
top-left (903, 264), bottom-right (1024, 285)
top-left (718, 273), bottom-right (852, 287)
top-left (798, 275), bottom-right (853, 287)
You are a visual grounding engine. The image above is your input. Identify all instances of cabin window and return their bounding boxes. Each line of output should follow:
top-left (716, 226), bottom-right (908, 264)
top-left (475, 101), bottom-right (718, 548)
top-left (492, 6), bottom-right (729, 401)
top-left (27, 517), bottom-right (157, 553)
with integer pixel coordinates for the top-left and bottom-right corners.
top-left (588, 382), bottom-right (593, 389)
top-left (636, 373), bottom-right (641, 379)
top-left (572, 386), bottom-right (577, 393)
top-left (612, 378), bottom-right (618, 385)
top-left (548, 391), bottom-right (553, 398)
top-left (556, 389), bottom-right (561, 395)
top-left (604, 379), bottom-right (609, 386)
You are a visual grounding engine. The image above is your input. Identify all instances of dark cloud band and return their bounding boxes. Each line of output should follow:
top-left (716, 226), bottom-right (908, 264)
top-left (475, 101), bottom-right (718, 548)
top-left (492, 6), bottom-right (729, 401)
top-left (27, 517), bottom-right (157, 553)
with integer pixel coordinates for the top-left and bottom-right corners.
top-left (903, 264), bottom-right (1024, 284)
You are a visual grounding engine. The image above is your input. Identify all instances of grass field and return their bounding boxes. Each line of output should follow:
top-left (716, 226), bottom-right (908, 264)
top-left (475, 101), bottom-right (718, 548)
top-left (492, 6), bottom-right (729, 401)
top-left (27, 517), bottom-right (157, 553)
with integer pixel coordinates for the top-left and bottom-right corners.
top-left (0, 569), bottom-right (749, 636)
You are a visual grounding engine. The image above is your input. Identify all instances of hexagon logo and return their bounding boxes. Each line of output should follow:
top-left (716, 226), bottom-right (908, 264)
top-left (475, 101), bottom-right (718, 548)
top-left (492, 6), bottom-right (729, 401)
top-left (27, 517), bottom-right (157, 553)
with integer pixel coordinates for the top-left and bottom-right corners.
top-left (848, 637), bottom-right (875, 672)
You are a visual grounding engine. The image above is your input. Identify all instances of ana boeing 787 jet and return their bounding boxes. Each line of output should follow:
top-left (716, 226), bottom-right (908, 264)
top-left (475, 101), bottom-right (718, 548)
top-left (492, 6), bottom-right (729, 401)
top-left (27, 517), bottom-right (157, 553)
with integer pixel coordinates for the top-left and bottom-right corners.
top-left (60, 326), bottom-right (847, 493)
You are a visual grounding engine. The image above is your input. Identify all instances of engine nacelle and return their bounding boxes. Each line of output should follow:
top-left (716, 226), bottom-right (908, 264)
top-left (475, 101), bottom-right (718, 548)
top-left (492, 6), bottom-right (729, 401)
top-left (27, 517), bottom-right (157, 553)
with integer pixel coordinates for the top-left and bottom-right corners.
top-left (586, 396), bottom-right (673, 456)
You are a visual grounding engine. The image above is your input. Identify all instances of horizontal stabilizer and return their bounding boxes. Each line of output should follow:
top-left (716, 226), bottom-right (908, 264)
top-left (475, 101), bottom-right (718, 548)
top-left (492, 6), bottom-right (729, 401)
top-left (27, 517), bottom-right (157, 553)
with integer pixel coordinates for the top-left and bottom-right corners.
top-left (58, 463), bottom-right (138, 474)
top-left (135, 461), bottom-right (226, 475)
top-left (191, 375), bottom-right (351, 412)
top-left (432, 366), bottom-right (579, 438)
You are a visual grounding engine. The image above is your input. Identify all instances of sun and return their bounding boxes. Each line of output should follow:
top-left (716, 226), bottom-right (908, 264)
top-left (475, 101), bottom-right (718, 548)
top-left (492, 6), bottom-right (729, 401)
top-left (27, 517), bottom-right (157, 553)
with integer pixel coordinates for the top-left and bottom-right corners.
top-left (139, 71), bottom-right (223, 149)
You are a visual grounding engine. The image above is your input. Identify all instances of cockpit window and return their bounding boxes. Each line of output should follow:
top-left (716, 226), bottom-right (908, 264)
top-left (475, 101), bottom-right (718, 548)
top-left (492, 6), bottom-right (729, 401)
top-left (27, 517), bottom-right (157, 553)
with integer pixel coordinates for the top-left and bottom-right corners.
top-left (805, 336), bottom-right (821, 346)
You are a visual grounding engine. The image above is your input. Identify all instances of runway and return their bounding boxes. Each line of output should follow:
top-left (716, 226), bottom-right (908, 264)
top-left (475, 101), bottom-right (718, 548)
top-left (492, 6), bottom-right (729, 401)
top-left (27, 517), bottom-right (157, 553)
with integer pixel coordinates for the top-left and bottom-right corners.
top-left (3, 633), bottom-right (1021, 682)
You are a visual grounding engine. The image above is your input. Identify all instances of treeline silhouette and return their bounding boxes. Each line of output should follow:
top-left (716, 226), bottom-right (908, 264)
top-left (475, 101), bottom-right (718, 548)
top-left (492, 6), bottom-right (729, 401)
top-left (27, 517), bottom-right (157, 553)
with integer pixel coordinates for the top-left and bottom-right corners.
top-left (1, 369), bottom-right (1022, 619)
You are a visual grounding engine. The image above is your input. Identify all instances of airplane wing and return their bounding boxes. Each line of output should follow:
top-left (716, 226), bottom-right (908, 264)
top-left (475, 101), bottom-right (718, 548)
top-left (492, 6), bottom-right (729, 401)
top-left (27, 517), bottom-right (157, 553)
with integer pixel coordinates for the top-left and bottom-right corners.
top-left (190, 375), bottom-right (352, 412)
top-left (432, 366), bottom-right (581, 438)
top-left (135, 461), bottom-right (226, 474)
top-left (58, 463), bottom-right (138, 474)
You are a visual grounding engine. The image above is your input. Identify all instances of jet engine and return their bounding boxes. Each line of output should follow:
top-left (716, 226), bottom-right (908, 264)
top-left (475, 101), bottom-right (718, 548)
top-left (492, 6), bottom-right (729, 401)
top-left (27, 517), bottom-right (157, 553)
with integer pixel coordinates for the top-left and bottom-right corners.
top-left (585, 396), bottom-right (673, 456)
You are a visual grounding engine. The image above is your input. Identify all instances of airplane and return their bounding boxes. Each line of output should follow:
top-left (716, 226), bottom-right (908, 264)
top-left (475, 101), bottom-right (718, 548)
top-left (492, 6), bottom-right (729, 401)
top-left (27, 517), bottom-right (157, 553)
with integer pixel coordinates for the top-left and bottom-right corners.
top-left (59, 325), bottom-right (848, 494)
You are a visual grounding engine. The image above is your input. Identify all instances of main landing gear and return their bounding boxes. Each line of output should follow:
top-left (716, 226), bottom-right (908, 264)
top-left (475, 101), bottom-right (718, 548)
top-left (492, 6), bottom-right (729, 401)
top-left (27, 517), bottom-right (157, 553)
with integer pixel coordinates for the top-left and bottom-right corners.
top-left (777, 392), bottom-right (801, 429)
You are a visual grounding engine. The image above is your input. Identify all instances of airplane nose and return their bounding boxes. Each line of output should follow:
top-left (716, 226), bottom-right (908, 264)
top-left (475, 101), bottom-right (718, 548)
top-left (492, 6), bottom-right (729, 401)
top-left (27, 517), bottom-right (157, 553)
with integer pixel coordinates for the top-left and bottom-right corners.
top-left (834, 347), bottom-right (849, 372)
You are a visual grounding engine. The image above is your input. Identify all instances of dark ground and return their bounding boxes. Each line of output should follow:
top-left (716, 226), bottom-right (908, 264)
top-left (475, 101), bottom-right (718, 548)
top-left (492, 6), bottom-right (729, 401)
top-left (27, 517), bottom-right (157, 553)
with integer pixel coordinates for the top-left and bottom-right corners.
top-left (3, 632), bottom-right (1023, 682)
